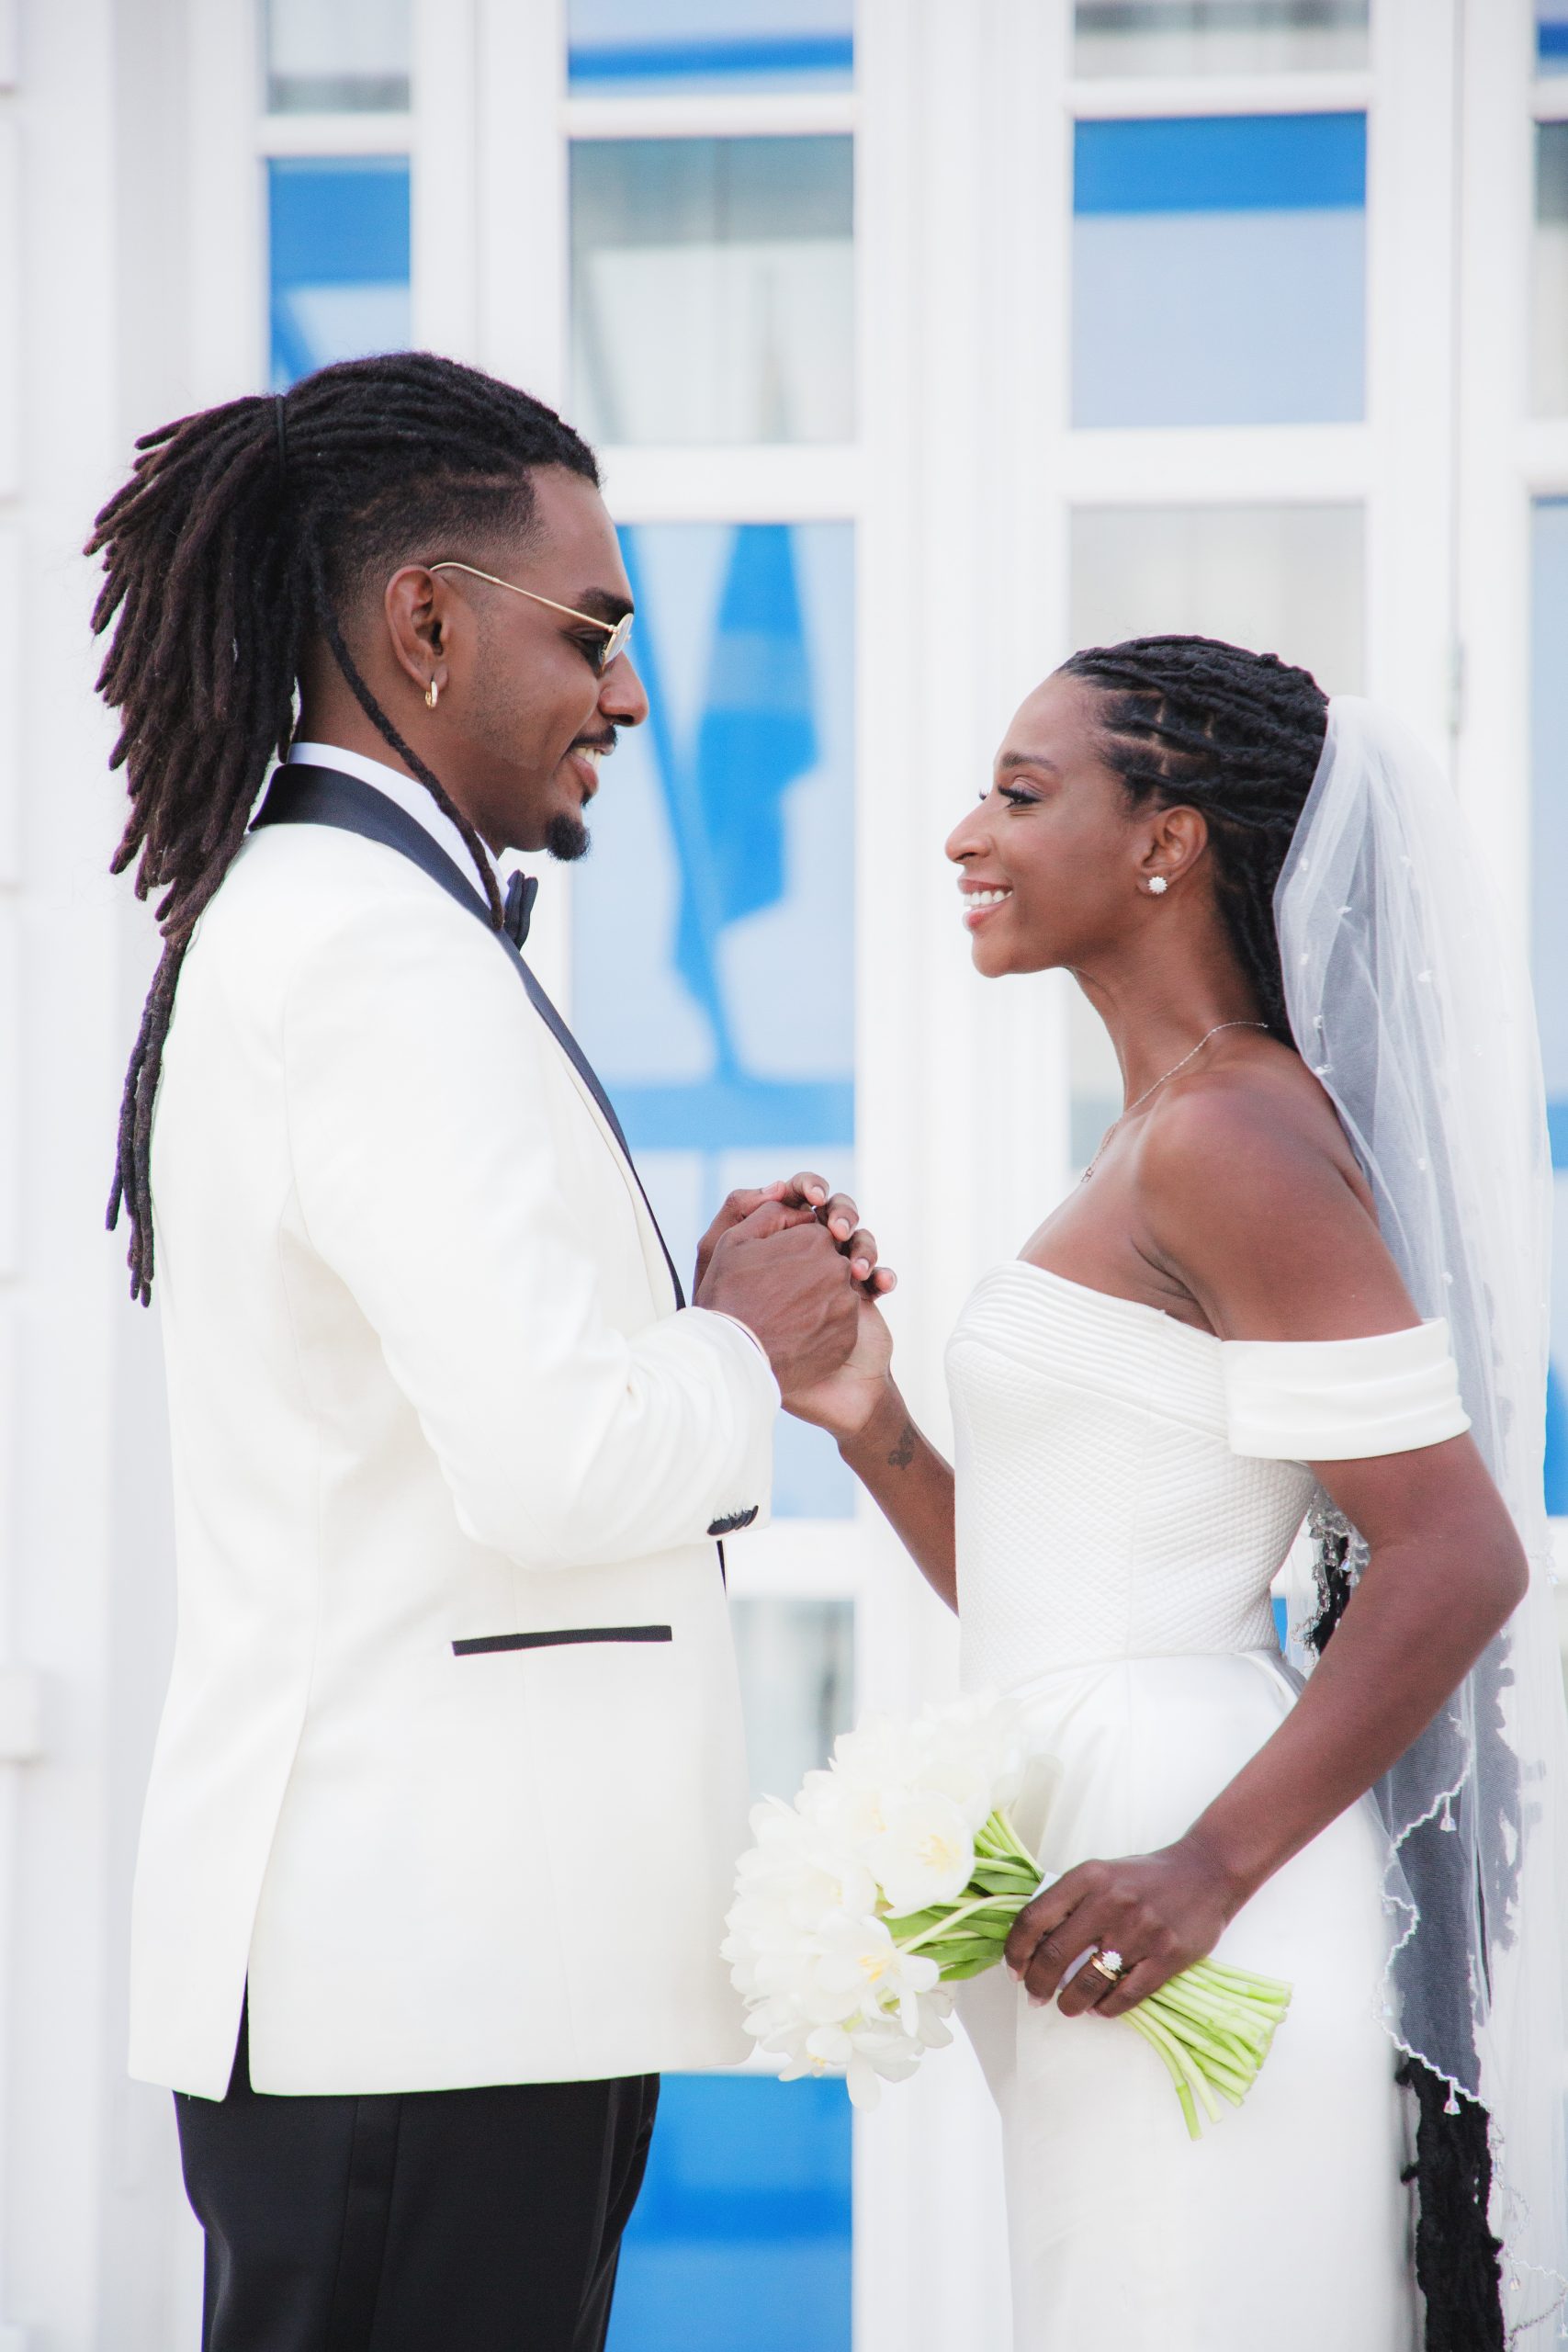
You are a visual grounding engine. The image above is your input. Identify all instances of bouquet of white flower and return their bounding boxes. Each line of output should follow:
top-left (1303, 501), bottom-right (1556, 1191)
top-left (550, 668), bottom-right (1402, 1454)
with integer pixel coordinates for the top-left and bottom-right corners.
top-left (722, 1691), bottom-right (1292, 2135)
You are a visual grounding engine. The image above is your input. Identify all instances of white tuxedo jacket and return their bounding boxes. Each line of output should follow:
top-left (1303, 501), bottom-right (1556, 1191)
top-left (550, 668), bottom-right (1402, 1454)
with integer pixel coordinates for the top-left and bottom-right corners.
top-left (129, 767), bottom-right (776, 2099)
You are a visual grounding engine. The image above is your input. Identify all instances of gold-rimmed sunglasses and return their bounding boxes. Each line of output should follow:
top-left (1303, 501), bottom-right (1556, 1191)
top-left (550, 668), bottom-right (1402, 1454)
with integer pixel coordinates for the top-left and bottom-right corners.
top-left (429, 560), bottom-right (634, 671)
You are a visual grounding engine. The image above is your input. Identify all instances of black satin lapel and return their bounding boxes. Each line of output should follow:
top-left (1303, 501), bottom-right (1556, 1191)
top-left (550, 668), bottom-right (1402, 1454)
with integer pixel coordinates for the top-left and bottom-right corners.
top-left (254, 764), bottom-right (686, 1308)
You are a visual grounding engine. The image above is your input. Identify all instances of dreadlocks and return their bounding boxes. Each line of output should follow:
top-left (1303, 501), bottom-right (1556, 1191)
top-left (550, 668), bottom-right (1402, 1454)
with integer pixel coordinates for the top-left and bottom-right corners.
top-left (1060, 638), bottom-right (1507, 2346)
top-left (1061, 633), bottom-right (1330, 1044)
top-left (86, 351), bottom-right (598, 1304)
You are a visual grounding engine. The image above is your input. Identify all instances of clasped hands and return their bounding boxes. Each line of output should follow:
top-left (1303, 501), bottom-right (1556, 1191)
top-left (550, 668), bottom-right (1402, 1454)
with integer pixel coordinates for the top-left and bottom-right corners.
top-left (693, 1170), bottom-right (896, 1436)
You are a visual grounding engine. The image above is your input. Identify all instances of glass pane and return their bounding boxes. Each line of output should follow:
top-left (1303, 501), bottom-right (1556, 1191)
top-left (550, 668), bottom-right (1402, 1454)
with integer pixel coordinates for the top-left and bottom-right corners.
top-left (1075, 0), bottom-right (1368, 76)
top-left (731, 1597), bottom-right (854, 1804)
top-left (570, 139), bottom-right (853, 446)
top-left (570, 0), bottom-right (853, 93)
top-left (572, 522), bottom-right (855, 1516)
top-left (1073, 114), bottom-right (1366, 426)
top-left (1535, 124), bottom-right (1568, 415)
top-left (609, 2075), bottom-right (852, 2352)
top-left (267, 158), bottom-right (410, 390)
top-left (265, 0), bottom-right (411, 113)
top-left (1530, 498), bottom-right (1568, 1515)
top-left (1540, 1), bottom-right (1568, 74)
top-left (1067, 501), bottom-right (1364, 1165)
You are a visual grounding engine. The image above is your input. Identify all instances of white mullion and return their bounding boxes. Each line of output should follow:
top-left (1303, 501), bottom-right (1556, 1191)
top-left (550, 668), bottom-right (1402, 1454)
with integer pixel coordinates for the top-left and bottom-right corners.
top-left (976, 0), bottom-right (1075, 1266)
top-left (594, 444), bottom-right (860, 523)
top-left (1455, 0), bottom-right (1537, 927)
top-left (478, 0), bottom-right (568, 406)
top-left (258, 110), bottom-right (414, 156)
top-left (1522, 421), bottom-right (1568, 492)
top-left (1061, 423), bottom-right (1372, 505)
top-left (188, 0), bottom-right (265, 403)
top-left (411, 1), bottom-right (479, 365)
top-left (1069, 68), bottom-right (1373, 119)
top-left (1362, 0), bottom-right (1460, 743)
top-left (473, 0), bottom-right (571, 1008)
top-left (563, 91), bottom-right (856, 141)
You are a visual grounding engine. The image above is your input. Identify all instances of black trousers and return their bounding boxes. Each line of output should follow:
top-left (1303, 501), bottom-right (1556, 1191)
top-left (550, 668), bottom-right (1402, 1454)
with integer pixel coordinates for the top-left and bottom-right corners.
top-left (175, 2009), bottom-right (659, 2352)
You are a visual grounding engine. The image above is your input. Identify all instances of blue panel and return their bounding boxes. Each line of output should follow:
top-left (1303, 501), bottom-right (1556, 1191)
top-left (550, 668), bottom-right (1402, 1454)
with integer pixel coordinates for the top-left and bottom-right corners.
top-left (1548, 1361), bottom-right (1568, 1518)
top-left (1533, 499), bottom-right (1568, 1515)
top-left (609, 2075), bottom-right (852, 2352)
top-left (1072, 115), bottom-right (1365, 426)
top-left (571, 35), bottom-right (853, 81)
top-left (570, 1), bottom-right (853, 92)
top-left (572, 523), bottom-right (855, 1517)
top-left (267, 157), bottom-right (411, 390)
top-left (1075, 113), bottom-right (1366, 216)
top-left (1542, 2), bottom-right (1568, 67)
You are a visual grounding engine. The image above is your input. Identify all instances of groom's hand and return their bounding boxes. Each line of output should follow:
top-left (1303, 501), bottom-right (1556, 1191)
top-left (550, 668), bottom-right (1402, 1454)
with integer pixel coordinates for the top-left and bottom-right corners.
top-left (696, 1196), bottom-right (864, 1396)
top-left (694, 1171), bottom-right (897, 1299)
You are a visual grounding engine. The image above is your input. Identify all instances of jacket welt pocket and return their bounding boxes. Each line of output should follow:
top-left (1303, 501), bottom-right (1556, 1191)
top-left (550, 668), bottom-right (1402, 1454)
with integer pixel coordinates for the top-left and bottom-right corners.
top-left (451, 1625), bottom-right (673, 1657)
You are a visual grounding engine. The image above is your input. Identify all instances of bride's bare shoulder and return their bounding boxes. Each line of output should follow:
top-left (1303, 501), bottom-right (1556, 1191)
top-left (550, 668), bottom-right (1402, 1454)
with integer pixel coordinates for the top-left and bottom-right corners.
top-left (1128, 1048), bottom-right (1382, 1326)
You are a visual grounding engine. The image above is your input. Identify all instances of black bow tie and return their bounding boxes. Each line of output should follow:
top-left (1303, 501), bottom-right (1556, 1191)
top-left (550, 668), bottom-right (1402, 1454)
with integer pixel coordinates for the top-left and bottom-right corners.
top-left (502, 871), bottom-right (538, 950)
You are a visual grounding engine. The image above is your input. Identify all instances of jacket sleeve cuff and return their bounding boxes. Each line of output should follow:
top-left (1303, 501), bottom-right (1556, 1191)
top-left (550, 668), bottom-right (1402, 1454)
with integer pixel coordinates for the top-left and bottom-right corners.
top-left (679, 1306), bottom-right (779, 1539)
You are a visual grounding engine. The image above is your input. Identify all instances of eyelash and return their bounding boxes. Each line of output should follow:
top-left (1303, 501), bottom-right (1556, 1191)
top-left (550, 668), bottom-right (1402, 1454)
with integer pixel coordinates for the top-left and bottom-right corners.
top-left (572, 632), bottom-right (608, 674)
top-left (997, 784), bottom-right (1039, 808)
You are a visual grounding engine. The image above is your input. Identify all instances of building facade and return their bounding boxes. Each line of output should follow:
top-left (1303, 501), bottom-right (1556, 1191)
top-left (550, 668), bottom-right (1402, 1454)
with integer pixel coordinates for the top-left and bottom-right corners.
top-left (0, 1), bottom-right (1565, 2345)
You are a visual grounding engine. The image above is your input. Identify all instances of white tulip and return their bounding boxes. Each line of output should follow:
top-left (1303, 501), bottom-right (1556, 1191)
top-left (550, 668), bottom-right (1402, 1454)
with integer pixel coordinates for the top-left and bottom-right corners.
top-left (868, 1792), bottom-right (976, 1914)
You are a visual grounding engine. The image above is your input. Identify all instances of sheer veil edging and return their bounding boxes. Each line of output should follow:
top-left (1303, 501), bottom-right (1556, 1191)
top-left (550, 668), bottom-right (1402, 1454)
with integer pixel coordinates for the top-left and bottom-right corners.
top-left (1275, 695), bottom-right (1568, 2339)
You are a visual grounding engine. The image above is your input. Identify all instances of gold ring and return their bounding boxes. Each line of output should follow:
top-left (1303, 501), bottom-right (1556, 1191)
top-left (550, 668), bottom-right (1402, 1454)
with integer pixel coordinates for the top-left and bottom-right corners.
top-left (1089, 1948), bottom-right (1127, 1984)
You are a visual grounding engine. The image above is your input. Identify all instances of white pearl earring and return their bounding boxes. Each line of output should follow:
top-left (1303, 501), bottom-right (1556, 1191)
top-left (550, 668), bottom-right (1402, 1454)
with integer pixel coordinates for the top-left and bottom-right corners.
top-left (1147, 876), bottom-right (1168, 896)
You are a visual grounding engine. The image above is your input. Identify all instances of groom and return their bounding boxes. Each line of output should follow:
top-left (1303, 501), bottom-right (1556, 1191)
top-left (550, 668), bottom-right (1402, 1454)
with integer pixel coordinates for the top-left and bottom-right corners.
top-left (113, 359), bottom-right (877, 2352)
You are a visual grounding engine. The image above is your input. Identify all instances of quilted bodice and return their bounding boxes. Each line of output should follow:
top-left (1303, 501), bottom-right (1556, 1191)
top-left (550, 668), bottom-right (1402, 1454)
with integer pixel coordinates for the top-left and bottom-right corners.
top-left (945, 1264), bottom-right (1314, 1691)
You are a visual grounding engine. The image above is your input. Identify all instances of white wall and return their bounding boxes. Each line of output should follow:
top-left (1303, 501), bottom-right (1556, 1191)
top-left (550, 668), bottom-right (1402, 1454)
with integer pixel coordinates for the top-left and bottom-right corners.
top-left (0, 0), bottom-right (202, 2340)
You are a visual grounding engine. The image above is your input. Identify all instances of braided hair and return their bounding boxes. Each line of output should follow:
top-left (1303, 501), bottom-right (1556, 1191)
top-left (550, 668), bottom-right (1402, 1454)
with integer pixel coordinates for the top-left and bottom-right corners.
top-left (1061, 633), bottom-right (1329, 1043)
top-left (1063, 637), bottom-right (1506, 2344)
top-left (86, 350), bottom-right (598, 1303)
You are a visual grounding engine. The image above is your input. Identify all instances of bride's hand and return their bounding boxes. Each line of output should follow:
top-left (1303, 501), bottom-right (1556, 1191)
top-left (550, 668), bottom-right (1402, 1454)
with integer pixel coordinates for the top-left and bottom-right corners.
top-left (694, 1170), bottom-right (893, 1296)
top-left (1002, 1836), bottom-right (1246, 2020)
top-left (782, 1286), bottom-right (897, 1440)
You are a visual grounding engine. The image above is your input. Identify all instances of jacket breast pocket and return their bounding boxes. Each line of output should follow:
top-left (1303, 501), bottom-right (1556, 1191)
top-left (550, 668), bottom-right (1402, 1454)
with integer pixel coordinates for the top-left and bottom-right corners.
top-left (451, 1625), bottom-right (672, 1657)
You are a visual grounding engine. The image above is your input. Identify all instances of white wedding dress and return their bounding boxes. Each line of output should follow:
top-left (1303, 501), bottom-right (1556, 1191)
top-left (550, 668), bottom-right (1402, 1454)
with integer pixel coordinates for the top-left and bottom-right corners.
top-left (946, 1262), bottom-right (1464, 2350)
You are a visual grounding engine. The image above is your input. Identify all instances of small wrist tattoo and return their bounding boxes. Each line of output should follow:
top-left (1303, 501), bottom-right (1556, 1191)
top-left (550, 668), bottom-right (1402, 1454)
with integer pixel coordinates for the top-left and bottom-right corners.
top-left (886, 1419), bottom-right (917, 1470)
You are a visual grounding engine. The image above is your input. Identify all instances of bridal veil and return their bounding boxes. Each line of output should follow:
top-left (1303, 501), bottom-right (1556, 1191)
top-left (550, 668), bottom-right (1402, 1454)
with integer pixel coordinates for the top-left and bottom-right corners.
top-left (1276, 696), bottom-right (1568, 2336)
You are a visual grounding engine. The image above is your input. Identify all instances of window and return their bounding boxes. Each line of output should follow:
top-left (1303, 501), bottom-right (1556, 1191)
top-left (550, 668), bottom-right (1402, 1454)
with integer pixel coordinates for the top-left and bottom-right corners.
top-left (732, 1597), bottom-right (855, 1805)
top-left (1073, 113), bottom-right (1366, 427)
top-left (1074, 0), bottom-right (1369, 77)
top-left (1531, 499), bottom-right (1568, 1514)
top-left (1069, 503), bottom-right (1365, 687)
top-left (609, 2075), bottom-right (852, 2352)
top-left (569, 0), bottom-right (854, 94)
top-left (267, 157), bottom-right (410, 389)
top-left (570, 522), bottom-right (855, 1517)
top-left (1066, 501), bottom-right (1364, 1164)
top-left (264, 0), bottom-right (410, 114)
top-left (570, 139), bottom-right (854, 446)
top-left (1536, 123), bottom-right (1568, 417)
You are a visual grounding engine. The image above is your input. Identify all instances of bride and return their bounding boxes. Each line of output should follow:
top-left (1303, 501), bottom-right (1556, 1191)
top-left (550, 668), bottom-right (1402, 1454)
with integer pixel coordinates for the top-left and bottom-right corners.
top-left (783, 637), bottom-right (1568, 2347)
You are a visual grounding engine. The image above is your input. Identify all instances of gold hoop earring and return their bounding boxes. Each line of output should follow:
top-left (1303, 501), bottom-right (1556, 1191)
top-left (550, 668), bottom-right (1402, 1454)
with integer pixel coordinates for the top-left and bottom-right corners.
top-left (424, 678), bottom-right (441, 710)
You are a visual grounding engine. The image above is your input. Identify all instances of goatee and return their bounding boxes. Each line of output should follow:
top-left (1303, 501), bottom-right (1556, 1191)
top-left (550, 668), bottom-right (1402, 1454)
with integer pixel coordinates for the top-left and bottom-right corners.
top-left (546, 811), bottom-right (591, 863)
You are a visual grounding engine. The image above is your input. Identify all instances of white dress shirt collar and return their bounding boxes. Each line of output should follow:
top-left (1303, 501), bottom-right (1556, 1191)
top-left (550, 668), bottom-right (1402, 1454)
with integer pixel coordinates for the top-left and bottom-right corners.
top-left (287, 741), bottom-right (505, 908)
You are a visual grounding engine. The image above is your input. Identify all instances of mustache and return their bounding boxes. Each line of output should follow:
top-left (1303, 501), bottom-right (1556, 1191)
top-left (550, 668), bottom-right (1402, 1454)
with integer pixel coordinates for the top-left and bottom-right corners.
top-left (572, 727), bottom-right (617, 755)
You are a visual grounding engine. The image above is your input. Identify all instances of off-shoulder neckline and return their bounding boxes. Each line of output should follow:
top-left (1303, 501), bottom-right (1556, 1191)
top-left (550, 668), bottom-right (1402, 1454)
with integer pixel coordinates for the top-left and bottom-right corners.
top-left (1000, 1259), bottom-right (1222, 1345)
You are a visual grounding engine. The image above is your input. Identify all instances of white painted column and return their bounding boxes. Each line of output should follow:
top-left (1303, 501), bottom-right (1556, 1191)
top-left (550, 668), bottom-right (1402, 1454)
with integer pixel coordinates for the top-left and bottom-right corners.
top-left (0, 0), bottom-right (209, 2342)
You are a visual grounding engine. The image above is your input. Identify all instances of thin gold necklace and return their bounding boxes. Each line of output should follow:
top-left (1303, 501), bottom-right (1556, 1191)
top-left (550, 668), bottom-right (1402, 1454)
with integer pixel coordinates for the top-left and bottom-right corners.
top-left (1079, 1022), bottom-right (1269, 1185)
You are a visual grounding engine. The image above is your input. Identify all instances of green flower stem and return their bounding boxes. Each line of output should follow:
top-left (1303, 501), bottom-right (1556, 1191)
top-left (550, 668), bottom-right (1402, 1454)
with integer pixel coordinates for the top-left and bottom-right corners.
top-left (879, 1804), bottom-right (1293, 2140)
